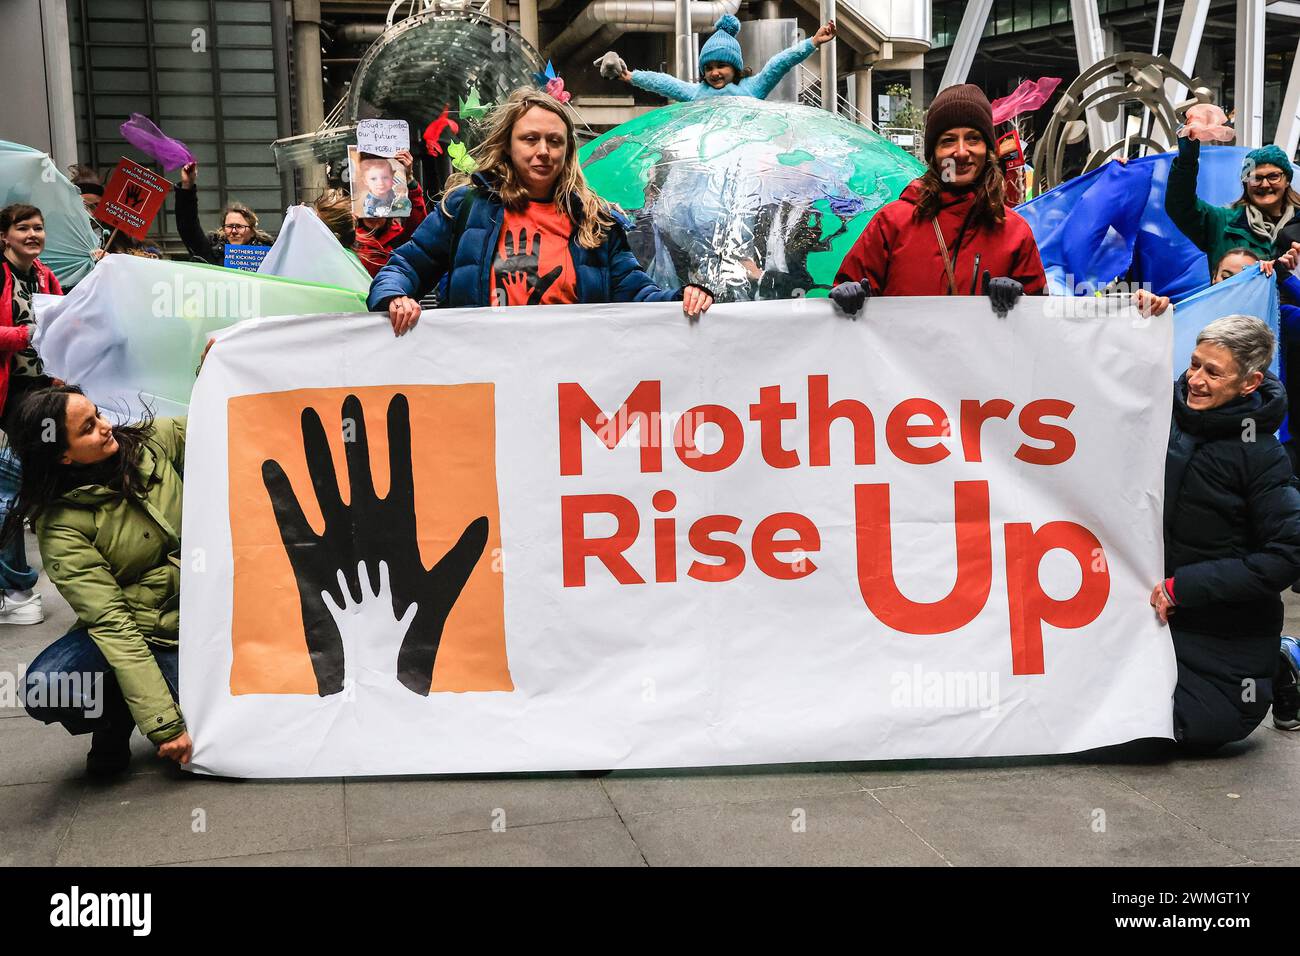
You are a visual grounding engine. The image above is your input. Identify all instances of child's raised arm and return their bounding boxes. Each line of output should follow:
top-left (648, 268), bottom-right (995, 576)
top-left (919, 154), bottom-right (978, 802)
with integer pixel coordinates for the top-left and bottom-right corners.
top-left (628, 69), bottom-right (700, 103)
top-left (596, 50), bottom-right (699, 102)
top-left (747, 20), bottom-right (835, 101)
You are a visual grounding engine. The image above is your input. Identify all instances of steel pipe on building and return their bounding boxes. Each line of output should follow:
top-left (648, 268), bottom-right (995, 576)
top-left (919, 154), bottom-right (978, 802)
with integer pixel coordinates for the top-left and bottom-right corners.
top-left (820, 0), bottom-right (835, 113)
top-left (675, 0), bottom-right (692, 80)
top-left (292, 0), bottom-right (327, 196)
top-left (547, 0), bottom-right (741, 65)
top-left (519, 0), bottom-right (539, 47)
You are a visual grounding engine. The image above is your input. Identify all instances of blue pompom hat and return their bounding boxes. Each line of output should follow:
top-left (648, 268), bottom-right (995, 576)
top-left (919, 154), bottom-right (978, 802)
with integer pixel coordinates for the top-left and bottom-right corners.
top-left (1243, 144), bottom-right (1294, 181)
top-left (699, 15), bottom-right (744, 74)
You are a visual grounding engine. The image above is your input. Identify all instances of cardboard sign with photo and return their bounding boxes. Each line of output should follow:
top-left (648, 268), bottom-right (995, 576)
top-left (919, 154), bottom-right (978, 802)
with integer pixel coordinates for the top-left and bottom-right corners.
top-left (348, 146), bottom-right (411, 219)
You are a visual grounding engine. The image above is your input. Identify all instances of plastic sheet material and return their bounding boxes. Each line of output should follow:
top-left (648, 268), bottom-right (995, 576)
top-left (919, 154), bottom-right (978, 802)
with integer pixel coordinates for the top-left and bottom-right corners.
top-left (270, 126), bottom-right (357, 175)
top-left (34, 254), bottom-right (368, 419)
top-left (990, 77), bottom-right (1062, 125)
top-left (1019, 145), bottom-right (1294, 300)
top-left (579, 98), bottom-right (925, 302)
top-left (257, 205), bottom-right (372, 293)
top-left (1180, 104), bottom-right (1236, 144)
top-left (0, 140), bottom-right (99, 288)
top-left (119, 114), bottom-right (196, 171)
top-left (348, 13), bottom-right (542, 145)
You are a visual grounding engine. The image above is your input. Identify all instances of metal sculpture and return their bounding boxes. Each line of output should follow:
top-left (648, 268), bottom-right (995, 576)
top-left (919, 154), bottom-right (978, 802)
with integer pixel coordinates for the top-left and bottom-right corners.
top-left (1033, 52), bottom-right (1213, 191)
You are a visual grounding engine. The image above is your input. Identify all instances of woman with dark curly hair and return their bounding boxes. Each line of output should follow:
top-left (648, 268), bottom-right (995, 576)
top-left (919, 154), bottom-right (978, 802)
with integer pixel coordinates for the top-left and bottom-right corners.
top-left (829, 84), bottom-right (1047, 317)
top-left (10, 386), bottom-right (191, 776)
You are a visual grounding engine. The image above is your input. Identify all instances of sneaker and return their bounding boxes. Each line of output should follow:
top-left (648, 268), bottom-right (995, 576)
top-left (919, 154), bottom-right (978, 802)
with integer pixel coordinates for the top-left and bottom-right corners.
top-left (0, 590), bottom-right (42, 625)
top-left (1273, 636), bottom-right (1300, 731)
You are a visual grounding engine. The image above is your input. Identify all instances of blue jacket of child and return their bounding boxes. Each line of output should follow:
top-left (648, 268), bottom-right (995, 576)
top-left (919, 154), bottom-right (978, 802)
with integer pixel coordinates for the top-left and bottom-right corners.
top-left (630, 38), bottom-right (816, 102)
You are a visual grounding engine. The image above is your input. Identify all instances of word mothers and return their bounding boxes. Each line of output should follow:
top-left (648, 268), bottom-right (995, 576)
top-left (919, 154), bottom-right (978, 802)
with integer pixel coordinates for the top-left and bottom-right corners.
top-left (50, 886), bottom-right (151, 936)
top-left (556, 376), bottom-right (1108, 676)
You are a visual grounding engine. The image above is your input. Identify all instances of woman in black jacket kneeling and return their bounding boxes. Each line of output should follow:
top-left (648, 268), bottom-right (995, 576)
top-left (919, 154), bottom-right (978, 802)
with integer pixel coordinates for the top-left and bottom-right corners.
top-left (1152, 315), bottom-right (1300, 749)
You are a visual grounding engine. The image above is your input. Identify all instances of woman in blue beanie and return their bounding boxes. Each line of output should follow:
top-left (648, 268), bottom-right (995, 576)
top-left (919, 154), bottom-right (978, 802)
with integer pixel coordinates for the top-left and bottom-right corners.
top-left (595, 15), bottom-right (836, 103)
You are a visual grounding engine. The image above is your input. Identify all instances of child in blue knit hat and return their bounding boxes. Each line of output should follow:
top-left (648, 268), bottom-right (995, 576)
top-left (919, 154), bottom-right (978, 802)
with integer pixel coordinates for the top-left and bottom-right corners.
top-left (596, 15), bottom-right (836, 102)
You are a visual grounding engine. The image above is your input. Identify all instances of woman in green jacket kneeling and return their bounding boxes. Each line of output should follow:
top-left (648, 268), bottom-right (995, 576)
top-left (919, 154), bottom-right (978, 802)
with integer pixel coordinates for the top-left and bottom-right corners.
top-left (11, 385), bottom-right (191, 776)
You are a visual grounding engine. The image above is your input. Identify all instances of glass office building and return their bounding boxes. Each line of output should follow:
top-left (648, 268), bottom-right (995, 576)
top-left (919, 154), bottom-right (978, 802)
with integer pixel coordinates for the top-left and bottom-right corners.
top-left (64, 0), bottom-right (294, 251)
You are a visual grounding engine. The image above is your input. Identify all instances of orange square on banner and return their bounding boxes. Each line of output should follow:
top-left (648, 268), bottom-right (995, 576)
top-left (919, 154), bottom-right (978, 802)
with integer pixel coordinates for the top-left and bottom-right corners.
top-left (226, 384), bottom-right (512, 695)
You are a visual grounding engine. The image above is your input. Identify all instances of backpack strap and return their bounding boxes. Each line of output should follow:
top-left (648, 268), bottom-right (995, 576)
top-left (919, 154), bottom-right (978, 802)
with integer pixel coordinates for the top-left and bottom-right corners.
top-left (442, 188), bottom-right (478, 308)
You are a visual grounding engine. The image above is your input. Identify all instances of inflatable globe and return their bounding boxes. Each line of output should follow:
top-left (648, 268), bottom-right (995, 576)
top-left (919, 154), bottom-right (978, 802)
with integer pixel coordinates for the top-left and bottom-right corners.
top-left (349, 12), bottom-right (543, 143)
top-left (580, 98), bottom-right (925, 301)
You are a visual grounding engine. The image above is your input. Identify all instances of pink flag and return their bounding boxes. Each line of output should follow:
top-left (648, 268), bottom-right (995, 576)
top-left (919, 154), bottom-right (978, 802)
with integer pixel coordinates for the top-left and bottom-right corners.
top-left (990, 77), bottom-right (1063, 125)
top-left (119, 113), bottom-right (196, 171)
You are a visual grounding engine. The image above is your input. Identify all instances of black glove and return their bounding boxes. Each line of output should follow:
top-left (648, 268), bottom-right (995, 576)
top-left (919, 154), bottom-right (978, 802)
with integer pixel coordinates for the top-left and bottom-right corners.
top-left (829, 279), bottom-right (869, 317)
top-left (983, 272), bottom-right (1024, 318)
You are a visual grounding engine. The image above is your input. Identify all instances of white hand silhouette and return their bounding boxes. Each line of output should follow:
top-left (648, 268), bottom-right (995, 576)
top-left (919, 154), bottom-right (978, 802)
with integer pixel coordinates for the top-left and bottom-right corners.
top-left (322, 560), bottom-right (418, 695)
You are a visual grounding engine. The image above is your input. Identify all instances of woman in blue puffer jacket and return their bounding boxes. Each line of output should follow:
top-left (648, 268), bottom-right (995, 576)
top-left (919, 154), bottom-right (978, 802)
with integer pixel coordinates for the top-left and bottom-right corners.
top-left (368, 87), bottom-right (714, 334)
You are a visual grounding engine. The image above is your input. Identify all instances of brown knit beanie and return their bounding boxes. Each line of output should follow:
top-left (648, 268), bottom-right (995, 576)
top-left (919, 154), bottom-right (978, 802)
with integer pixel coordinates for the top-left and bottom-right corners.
top-left (924, 84), bottom-right (996, 161)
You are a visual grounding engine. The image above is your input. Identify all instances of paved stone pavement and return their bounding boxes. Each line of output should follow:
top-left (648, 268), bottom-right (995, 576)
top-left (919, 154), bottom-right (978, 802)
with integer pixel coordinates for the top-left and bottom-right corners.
top-left (3, 536), bottom-right (1298, 867)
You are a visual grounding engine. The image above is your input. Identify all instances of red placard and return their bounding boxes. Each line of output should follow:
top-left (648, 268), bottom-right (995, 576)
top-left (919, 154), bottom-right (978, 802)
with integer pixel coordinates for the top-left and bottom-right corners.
top-left (996, 129), bottom-right (1027, 171)
top-left (94, 157), bottom-right (172, 241)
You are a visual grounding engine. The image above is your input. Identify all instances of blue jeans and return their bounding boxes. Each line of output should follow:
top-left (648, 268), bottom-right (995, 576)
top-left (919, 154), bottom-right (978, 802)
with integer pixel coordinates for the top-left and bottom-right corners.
top-left (24, 628), bottom-right (178, 737)
top-left (0, 446), bottom-right (36, 592)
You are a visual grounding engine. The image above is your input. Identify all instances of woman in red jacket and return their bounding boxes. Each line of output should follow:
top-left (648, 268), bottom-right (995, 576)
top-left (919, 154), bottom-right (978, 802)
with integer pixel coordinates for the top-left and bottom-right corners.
top-left (0, 203), bottom-right (65, 626)
top-left (831, 84), bottom-right (1047, 317)
top-left (0, 204), bottom-right (62, 427)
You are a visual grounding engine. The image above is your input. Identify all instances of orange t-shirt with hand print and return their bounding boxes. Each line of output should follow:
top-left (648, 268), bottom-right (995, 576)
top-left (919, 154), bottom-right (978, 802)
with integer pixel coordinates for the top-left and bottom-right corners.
top-left (491, 201), bottom-right (578, 306)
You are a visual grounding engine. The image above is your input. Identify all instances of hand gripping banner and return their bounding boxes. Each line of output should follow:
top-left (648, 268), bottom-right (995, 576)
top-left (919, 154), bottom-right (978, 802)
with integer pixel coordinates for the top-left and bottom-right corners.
top-left (182, 297), bottom-right (1175, 776)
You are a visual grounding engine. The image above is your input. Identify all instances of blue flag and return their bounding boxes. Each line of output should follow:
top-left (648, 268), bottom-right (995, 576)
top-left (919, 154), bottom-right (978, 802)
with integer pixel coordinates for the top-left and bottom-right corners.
top-left (1020, 146), bottom-right (1286, 301)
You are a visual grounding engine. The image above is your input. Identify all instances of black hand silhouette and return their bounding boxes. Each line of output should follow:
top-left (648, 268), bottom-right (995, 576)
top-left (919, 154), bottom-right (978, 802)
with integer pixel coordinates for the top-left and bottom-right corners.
top-left (123, 182), bottom-right (145, 210)
top-left (528, 265), bottom-right (562, 304)
top-left (261, 393), bottom-right (489, 696)
top-left (494, 228), bottom-right (564, 305)
top-left (495, 227), bottom-right (542, 277)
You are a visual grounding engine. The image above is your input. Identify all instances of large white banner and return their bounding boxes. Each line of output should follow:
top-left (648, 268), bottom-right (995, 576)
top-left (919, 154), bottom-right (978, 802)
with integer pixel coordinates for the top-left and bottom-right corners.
top-left (182, 297), bottom-right (1176, 777)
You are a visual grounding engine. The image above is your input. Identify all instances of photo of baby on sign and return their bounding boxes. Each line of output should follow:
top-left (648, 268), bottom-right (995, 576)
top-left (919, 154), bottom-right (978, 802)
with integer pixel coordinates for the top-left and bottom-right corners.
top-left (348, 146), bottom-right (411, 219)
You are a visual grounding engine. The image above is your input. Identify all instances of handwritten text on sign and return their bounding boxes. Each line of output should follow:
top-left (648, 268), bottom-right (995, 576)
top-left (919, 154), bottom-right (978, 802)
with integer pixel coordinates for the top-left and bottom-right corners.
top-left (356, 119), bottom-right (410, 157)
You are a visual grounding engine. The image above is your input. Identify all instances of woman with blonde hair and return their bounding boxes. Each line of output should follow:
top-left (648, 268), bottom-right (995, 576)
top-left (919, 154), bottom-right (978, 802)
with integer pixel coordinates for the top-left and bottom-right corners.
top-left (368, 86), bottom-right (713, 334)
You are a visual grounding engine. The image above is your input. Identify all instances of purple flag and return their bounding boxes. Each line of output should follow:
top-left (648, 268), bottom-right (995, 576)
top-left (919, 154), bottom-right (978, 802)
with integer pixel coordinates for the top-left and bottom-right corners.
top-left (119, 113), bottom-right (195, 171)
top-left (990, 77), bottom-right (1062, 126)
